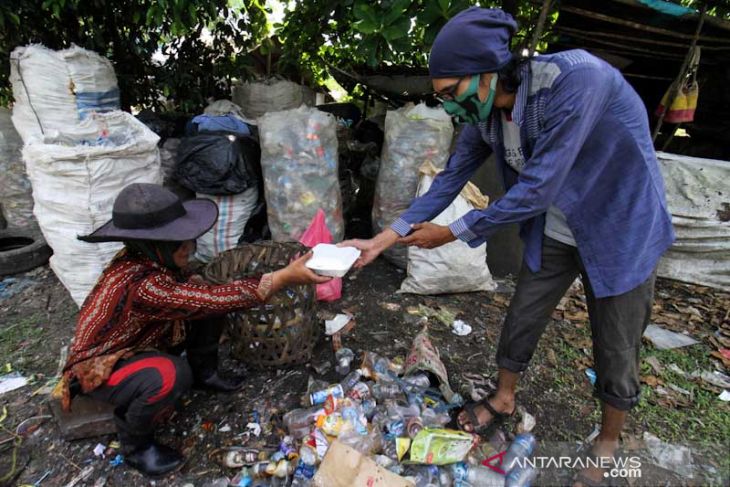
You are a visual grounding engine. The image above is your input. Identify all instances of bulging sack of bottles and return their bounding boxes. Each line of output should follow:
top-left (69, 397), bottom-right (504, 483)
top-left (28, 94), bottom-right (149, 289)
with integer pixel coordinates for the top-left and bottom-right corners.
top-left (399, 162), bottom-right (497, 295)
top-left (259, 106), bottom-right (343, 242)
top-left (373, 103), bottom-right (453, 268)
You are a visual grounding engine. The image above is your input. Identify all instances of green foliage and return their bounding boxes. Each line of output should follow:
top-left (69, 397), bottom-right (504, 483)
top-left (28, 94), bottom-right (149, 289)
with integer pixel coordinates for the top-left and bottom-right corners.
top-left (275, 0), bottom-right (564, 85)
top-left (276, 0), bottom-right (497, 84)
top-left (0, 0), bottom-right (269, 112)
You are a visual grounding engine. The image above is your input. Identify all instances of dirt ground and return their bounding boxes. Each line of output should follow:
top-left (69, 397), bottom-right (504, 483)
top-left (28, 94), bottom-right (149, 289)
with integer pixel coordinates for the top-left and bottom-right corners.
top-left (0, 259), bottom-right (728, 486)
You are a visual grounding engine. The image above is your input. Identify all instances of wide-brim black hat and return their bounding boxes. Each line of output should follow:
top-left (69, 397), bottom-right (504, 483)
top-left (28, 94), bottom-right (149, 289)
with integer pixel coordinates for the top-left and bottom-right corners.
top-left (78, 183), bottom-right (218, 243)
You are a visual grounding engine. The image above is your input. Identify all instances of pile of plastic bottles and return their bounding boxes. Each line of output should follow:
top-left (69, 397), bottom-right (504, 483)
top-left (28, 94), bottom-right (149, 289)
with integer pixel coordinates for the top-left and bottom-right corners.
top-left (372, 103), bottom-right (454, 269)
top-left (223, 347), bottom-right (539, 487)
top-left (258, 106), bottom-right (344, 243)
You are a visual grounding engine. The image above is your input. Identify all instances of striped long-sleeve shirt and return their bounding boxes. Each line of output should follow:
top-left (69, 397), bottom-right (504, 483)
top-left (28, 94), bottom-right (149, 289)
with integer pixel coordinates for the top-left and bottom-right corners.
top-left (58, 252), bottom-right (262, 410)
top-left (392, 50), bottom-right (675, 298)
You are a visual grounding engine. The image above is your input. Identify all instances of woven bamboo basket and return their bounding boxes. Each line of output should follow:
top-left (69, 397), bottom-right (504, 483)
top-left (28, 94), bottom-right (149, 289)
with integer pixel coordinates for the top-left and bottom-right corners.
top-left (203, 241), bottom-right (318, 368)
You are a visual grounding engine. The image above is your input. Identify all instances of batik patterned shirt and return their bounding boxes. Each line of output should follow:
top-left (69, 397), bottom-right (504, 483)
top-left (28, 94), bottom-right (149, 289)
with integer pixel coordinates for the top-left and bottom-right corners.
top-left (58, 252), bottom-right (263, 410)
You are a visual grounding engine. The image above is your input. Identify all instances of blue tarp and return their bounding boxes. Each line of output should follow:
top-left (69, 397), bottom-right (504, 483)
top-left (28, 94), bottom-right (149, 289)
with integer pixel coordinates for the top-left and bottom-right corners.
top-left (637, 0), bottom-right (696, 17)
top-left (186, 114), bottom-right (251, 137)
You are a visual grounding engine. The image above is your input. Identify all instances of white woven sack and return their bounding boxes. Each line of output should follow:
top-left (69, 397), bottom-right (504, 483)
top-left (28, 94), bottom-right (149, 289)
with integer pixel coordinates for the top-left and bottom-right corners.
top-left (399, 169), bottom-right (496, 295)
top-left (22, 111), bottom-right (161, 306)
top-left (10, 44), bottom-right (119, 143)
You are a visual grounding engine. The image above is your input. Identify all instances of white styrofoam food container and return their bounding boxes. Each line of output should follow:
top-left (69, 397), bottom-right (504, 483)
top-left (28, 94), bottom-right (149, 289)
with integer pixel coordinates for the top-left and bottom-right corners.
top-left (306, 244), bottom-right (361, 278)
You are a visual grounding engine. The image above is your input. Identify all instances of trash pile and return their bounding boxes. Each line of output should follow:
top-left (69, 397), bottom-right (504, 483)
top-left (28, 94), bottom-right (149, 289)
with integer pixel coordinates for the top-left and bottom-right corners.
top-left (208, 326), bottom-right (538, 487)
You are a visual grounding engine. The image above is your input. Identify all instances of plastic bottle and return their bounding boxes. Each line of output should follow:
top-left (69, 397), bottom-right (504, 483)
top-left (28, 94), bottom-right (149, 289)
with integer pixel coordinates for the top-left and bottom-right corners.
top-left (290, 460), bottom-right (316, 487)
top-left (502, 433), bottom-right (537, 473)
top-left (361, 397), bottom-right (378, 419)
top-left (299, 443), bottom-right (317, 466)
top-left (308, 384), bottom-right (344, 406)
top-left (372, 383), bottom-right (402, 400)
top-left (402, 373), bottom-right (431, 392)
top-left (406, 416), bottom-right (423, 438)
top-left (283, 407), bottom-right (323, 438)
top-left (505, 466), bottom-right (538, 487)
top-left (451, 462), bottom-right (505, 487)
top-left (421, 408), bottom-right (451, 428)
top-left (340, 370), bottom-right (363, 392)
top-left (335, 348), bottom-right (355, 375)
top-left (382, 438), bottom-right (398, 460)
top-left (438, 468), bottom-right (453, 486)
top-left (386, 402), bottom-right (420, 420)
top-left (347, 381), bottom-right (371, 400)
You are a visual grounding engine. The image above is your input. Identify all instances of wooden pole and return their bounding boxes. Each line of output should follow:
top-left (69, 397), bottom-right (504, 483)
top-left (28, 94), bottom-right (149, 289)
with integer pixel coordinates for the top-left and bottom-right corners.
top-left (556, 29), bottom-right (686, 58)
top-left (561, 5), bottom-right (728, 44)
top-left (554, 25), bottom-right (730, 51)
top-left (529, 0), bottom-right (552, 55)
top-left (652, 3), bottom-right (707, 143)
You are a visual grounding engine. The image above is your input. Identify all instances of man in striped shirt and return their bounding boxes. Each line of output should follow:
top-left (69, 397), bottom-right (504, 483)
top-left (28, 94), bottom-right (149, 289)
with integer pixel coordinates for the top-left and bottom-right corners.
top-left (344, 7), bottom-right (674, 486)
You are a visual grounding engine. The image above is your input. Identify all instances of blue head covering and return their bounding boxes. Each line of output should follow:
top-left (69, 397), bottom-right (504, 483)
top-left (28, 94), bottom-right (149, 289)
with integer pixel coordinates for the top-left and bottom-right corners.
top-left (429, 7), bottom-right (517, 78)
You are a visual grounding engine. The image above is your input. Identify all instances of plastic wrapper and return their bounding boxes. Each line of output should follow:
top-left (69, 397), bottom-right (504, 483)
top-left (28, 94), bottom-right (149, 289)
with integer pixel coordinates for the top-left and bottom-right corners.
top-left (373, 103), bottom-right (453, 268)
top-left (403, 325), bottom-right (462, 405)
top-left (259, 106), bottom-right (343, 242)
top-left (407, 428), bottom-right (474, 465)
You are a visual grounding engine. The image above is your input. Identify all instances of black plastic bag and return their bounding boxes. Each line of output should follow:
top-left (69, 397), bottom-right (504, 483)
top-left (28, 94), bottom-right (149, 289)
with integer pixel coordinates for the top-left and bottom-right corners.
top-left (174, 134), bottom-right (260, 195)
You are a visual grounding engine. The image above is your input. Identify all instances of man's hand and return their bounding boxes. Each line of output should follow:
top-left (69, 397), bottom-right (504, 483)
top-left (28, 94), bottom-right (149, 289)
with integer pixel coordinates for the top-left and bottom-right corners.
top-left (397, 223), bottom-right (456, 249)
top-left (340, 229), bottom-right (400, 268)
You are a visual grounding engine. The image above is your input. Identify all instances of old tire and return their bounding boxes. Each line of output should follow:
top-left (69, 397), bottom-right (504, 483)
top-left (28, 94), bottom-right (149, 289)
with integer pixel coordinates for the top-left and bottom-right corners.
top-left (0, 228), bottom-right (52, 276)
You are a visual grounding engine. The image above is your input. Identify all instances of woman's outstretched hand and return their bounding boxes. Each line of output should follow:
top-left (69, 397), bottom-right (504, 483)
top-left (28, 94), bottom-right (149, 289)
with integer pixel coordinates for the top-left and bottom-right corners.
top-left (279, 252), bottom-right (333, 286)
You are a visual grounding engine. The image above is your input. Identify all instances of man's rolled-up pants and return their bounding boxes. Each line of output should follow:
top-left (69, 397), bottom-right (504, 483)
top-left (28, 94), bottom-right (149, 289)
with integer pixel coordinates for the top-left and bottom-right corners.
top-left (496, 237), bottom-right (655, 411)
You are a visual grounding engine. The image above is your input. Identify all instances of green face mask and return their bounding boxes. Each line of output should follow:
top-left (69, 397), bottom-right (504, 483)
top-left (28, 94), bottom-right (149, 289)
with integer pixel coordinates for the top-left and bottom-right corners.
top-left (442, 74), bottom-right (498, 125)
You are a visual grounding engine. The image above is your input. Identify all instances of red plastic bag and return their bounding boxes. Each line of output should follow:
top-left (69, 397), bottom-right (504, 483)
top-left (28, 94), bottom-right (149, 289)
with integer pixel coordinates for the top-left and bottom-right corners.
top-left (299, 209), bottom-right (342, 302)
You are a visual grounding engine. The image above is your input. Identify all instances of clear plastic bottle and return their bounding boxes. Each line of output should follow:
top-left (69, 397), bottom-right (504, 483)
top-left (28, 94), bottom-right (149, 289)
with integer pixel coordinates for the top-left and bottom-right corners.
top-left (505, 466), bottom-right (538, 487)
top-left (386, 402), bottom-right (420, 420)
top-left (290, 460), bottom-right (316, 487)
top-left (502, 433), bottom-right (537, 473)
top-left (451, 462), bottom-right (505, 487)
top-left (340, 370), bottom-right (363, 392)
top-left (402, 373), bottom-right (431, 392)
top-left (438, 467), bottom-right (453, 486)
top-left (371, 383), bottom-right (402, 400)
top-left (335, 347), bottom-right (355, 375)
top-left (283, 407), bottom-right (323, 438)
top-left (421, 408), bottom-right (451, 428)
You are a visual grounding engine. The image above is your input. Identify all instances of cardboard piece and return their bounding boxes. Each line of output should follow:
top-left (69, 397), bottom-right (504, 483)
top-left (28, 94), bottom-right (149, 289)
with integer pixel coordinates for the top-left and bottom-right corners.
top-left (312, 440), bottom-right (414, 487)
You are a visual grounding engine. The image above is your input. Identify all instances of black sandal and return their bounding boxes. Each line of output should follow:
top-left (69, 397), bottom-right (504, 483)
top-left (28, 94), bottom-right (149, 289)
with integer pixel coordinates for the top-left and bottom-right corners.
top-left (458, 395), bottom-right (516, 437)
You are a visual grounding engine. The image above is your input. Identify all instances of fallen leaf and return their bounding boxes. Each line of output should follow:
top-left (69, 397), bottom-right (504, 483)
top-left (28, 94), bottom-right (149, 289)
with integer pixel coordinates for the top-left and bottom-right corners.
top-left (546, 349), bottom-right (558, 366)
top-left (641, 375), bottom-right (663, 387)
top-left (645, 356), bottom-right (663, 375)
